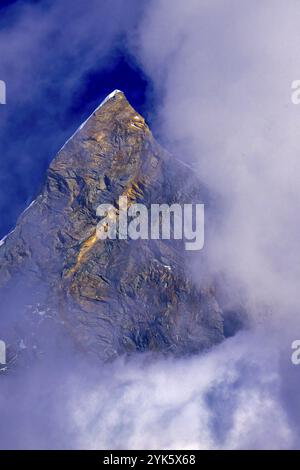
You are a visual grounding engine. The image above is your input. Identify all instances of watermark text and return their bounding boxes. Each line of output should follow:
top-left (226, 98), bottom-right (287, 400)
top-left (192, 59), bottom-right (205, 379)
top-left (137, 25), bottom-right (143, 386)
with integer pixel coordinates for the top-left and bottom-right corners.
top-left (0, 80), bottom-right (6, 105)
top-left (0, 340), bottom-right (6, 365)
top-left (96, 197), bottom-right (204, 251)
top-left (291, 339), bottom-right (300, 365)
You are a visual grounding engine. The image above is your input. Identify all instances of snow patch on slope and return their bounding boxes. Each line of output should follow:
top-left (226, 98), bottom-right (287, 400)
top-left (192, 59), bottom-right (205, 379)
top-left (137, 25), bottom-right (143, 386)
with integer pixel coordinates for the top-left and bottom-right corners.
top-left (0, 228), bottom-right (15, 248)
top-left (0, 197), bottom-right (37, 248)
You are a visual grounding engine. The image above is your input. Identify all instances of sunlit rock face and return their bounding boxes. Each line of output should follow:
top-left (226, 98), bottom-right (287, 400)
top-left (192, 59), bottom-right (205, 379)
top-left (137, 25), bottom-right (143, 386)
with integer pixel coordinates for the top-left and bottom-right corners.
top-left (0, 90), bottom-right (229, 366)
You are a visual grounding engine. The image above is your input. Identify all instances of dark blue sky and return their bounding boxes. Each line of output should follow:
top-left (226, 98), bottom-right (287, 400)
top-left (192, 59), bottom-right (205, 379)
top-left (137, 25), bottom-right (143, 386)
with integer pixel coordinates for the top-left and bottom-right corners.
top-left (0, 0), bottom-right (156, 238)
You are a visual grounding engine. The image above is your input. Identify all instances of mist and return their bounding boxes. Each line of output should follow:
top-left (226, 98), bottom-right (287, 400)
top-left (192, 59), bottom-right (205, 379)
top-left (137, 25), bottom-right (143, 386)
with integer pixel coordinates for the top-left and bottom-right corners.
top-left (0, 329), bottom-right (297, 450)
top-left (133, 0), bottom-right (300, 317)
top-left (129, 0), bottom-right (300, 447)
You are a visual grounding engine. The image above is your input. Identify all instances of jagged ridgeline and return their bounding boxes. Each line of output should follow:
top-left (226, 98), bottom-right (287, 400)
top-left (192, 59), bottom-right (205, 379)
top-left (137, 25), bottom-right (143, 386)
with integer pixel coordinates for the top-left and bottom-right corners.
top-left (0, 90), bottom-right (235, 366)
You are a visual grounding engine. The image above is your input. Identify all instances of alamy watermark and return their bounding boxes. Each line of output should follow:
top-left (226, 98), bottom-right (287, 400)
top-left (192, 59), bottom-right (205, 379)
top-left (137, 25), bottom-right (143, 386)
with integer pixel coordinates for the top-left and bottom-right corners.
top-left (291, 340), bottom-right (300, 365)
top-left (96, 197), bottom-right (204, 251)
top-left (0, 80), bottom-right (6, 105)
top-left (0, 340), bottom-right (6, 365)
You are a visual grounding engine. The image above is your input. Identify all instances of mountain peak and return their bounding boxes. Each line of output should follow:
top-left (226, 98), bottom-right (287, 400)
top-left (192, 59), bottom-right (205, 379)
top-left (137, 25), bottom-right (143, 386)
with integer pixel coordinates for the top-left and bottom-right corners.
top-left (98, 89), bottom-right (123, 107)
top-left (0, 88), bottom-right (232, 365)
top-left (87, 89), bottom-right (126, 122)
top-left (59, 89), bottom-right (131, 153)
top-left (52, 87), bottom-right (149, 177)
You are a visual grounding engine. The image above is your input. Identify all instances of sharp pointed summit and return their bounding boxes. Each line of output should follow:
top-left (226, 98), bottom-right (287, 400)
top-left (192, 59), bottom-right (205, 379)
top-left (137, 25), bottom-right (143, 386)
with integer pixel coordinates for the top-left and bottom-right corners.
top-left (0, 91), bottom-right (239, 367)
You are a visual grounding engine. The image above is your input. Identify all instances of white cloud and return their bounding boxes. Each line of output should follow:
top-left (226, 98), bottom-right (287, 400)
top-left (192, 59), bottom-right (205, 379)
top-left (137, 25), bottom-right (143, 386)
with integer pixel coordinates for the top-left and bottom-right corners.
top-left (133, 0), bottom-right (300, 315)
top-left (69, 331), bottom-right (294, 449)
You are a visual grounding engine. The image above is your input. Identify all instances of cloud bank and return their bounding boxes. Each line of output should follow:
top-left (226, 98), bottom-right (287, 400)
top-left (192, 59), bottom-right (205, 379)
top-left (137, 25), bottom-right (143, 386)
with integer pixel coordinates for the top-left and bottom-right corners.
top-left (1, 329), bottom-right (298, 450)
top-left (133, 0), bottom-right (300, 318)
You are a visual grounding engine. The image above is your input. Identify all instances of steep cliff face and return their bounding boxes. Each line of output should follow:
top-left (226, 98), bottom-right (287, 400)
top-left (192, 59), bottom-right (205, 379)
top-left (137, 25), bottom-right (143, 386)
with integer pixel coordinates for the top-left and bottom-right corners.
top-left (0, 90), bottom-right (227, 366)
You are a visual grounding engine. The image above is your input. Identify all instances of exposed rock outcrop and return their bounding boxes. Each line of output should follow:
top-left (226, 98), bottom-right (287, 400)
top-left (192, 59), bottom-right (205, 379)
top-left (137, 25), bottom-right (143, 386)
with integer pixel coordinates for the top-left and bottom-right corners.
top-left (0, 90), bottom-right (229, 366)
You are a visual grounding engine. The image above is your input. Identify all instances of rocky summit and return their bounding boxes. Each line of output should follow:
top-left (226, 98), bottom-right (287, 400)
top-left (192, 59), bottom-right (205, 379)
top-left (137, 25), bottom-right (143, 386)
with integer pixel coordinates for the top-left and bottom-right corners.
top-left (0, 90), bottom-right (234, 367)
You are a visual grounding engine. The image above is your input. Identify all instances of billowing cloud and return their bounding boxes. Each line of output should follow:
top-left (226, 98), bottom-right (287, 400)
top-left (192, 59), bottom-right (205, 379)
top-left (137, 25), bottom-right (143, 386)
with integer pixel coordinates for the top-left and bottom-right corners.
top-left (133, 0), bottom-right (300, 317)
top-left (129, 0), bottom-right (300, 447)
top-left (70, 332), bottom-right (295, 450)
top-left (1, 329), bottom-right (298, 450)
